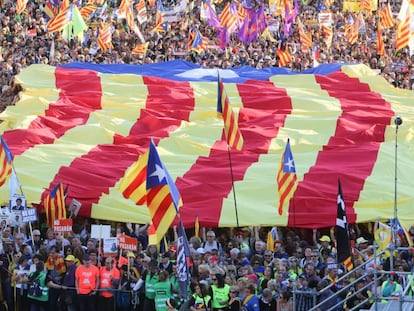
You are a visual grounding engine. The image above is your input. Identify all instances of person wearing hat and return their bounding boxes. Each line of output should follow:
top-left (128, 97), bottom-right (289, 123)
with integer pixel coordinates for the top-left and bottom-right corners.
top-left (141, 259), bottom-right (159, 311)
top-left (75, 253), bottom-right (100, 311)
top-left (159, 252), bottom-right (173, 274)
top-left (316, 234), bottom-right (333, 257)
top-left (57, 254), bottom-right (78, 311)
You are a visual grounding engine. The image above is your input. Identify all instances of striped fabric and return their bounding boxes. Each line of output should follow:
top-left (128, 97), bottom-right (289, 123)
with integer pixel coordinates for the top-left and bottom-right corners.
top-left (377, 27), bottom-right (385, 56)
top-left (79, 3), bottom-right (97, 20)
top-left (98, 22), bottom-right (113, 52)
top-left (47, 5), bottom-right (71, 33)
top-left (44, 182), bottom-right (66, 227)
top-left (277, 48), bottom-right (292, 67)
top-left (276, 139), bottom-right (297, 216)
top-left (217, 75), bottom-right (244, 150)
top-left (0, 136), bottom-right (13, 188)
top-left (298, 18), bottom-right (313, 49)
top-left (131, 42), bottom-right (149, 56)
top-left (119, 149), bottom-right (149, 206)
top-left (396, 16), bottom-right (411, 51)
top-left (135, 0), bottom-right (147, 24)
top-left (379, 3), bottom-right (395, 29)
top-left (16, 0), bottom-right (28, 14)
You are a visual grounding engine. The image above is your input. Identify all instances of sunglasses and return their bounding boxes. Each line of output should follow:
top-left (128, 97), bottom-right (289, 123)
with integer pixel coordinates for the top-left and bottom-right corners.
top-left (212, 278), bottom-right (217, 281)
top-left (230, 291), bottom-right (237, 293)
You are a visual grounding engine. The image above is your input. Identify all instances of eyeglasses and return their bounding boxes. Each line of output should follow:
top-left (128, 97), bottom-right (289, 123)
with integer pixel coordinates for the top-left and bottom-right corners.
top-left (230, 291), bottom-right (237, 293)
top-left (207, 235), bottom-right (214, 238)
top-left (211, 278), bottom-right (217, 281)
top-left (34, 235), bottom-right (40, 237)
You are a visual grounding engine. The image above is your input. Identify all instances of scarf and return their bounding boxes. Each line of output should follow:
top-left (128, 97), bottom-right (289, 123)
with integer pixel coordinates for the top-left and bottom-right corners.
top-left (45, 254), bottom-right (66, 275)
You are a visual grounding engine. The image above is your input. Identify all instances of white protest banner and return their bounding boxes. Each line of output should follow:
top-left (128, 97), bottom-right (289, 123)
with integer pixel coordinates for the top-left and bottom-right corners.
top-left (91, 224), bottom-right (111, 239)
top-left (21, 208), bottom-right (38, 223)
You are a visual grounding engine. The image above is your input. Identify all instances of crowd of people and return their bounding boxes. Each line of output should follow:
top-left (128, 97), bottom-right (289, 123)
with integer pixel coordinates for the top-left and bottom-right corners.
top-left (1, 0), bottom-right (414, 110)
top-left (0, 216), bottom-right (413, 311)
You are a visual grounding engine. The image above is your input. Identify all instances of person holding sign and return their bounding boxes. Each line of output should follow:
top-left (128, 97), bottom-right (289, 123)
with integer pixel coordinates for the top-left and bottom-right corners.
top-left (75, 254), bottom-right (99, 311)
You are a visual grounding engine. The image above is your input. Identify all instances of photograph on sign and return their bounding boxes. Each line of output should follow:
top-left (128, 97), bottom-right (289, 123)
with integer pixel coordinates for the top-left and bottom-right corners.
top-left (10, 195), bottom-right (26, 211)
top-left (8, 211), bottom-right (23, 228)
top-left (103, 237), bottom-right (118, 255)
top-left (91, 224), bottom-right (111, 239)
top-left (68, 199), bottom-right (81, 218)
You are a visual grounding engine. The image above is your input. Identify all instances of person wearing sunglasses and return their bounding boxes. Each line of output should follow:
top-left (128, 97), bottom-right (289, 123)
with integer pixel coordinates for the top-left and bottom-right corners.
top-left (210, 273), bottom-right (230, 311)
top-left (227, 285), bottom-right (241, 311)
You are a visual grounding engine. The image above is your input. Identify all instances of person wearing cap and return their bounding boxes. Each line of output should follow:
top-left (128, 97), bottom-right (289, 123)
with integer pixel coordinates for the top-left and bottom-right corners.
top-left (98, 256), bottom-right (120, 311)
top-left (141, 259), bottom-right (159, 311)
top-left (58, 254), bottom-right (78, 311)
top-left (316, 234), bottom-right (334, 258)
top-left (159, 252), bottom-right (173, 274)
top-left (75, 253), bottom-right (100, 311)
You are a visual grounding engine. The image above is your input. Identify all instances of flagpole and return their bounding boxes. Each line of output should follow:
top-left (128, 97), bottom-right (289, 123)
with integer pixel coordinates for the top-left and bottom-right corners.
top-left (227, 145), bottom-right (240, 228)
top-left (391, 116), bottom-right (402, 271)
top-left (10, 165), bottom-right (35, 250)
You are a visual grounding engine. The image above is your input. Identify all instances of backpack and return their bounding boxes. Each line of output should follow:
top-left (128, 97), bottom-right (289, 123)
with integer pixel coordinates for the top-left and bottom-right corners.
top-left (28, 278), bottom-right (42, 297)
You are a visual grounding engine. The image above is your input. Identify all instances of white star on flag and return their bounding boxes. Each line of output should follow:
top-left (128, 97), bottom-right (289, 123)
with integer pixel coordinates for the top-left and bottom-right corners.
top-left (150, 163), bottom-right (166, 183)
top-left (284, 157), bottom-right (295, 171)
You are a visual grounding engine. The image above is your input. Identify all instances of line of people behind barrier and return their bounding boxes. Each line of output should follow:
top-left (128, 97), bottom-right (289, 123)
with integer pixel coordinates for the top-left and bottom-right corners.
top-left (0, 220), bottom-right (413, 311)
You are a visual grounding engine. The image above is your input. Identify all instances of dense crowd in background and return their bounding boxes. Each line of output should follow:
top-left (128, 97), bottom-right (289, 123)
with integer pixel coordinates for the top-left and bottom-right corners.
top-left (0, 217), bottom-right (413, 311)
top-left (1, 0), bottom-right (414, 111)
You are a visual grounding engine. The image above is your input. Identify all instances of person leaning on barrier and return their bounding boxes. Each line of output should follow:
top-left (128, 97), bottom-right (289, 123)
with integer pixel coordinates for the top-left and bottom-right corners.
top-left (75, 253), bottom-right (99, 311)
top-left (98, 256), bottom-right (120, 311)
top-left (56, 254), bottom-right (78, 311)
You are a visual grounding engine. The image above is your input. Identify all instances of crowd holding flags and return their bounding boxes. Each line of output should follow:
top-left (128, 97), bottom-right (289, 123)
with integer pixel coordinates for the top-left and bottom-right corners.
top-left (335, 179), bottom-right (354, 271)
top-left (276, 139), bottom-right (297, 216)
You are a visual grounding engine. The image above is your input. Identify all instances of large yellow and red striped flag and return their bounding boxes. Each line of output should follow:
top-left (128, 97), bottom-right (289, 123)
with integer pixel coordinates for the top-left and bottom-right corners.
top-left (119, 149), bottom-right (149, 206)
top-left (379, 3), bottom-right (395, 29)
top-left (16, 0), bottom-right (28, 15)
top-left (377, 27), bottom-right (385, 56)
top-left (217, 75), bottom-right (244, 151)
top-left (44, 182), bottom-right (66, 227)
top-left (47, 5), bottom-right (71, 33)
top-left (0, 136), bottom-right (13, 188)
top-left (277, 139), bottom-right (297, 215)
top-left (277, 48), bottom-right (292, 67)
top-left (146, 139), bottom-right (182, 245)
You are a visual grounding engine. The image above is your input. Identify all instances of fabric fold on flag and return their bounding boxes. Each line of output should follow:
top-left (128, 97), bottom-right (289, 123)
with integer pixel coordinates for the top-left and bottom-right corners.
top-left (176, 219), bottom-right (191, 297)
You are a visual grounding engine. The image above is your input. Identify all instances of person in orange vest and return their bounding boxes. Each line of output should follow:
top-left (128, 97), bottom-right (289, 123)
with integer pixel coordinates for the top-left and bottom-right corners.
top-left (75, 253), bottom-right (100, 311)
top-left (98, 256), bottom-right (120, 311)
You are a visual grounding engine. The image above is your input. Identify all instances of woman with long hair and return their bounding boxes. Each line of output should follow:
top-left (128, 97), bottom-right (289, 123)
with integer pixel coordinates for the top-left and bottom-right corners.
top-left (210, 273), bottom-right (230, 311)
